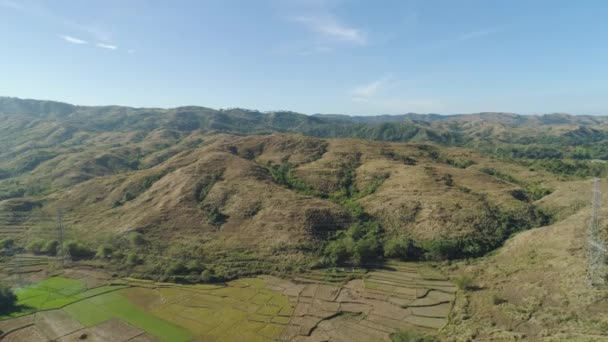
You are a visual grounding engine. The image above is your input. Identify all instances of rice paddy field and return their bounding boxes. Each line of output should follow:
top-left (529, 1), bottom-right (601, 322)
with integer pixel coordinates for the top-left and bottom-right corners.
top-left (0, 262), bottom-right (455, 341)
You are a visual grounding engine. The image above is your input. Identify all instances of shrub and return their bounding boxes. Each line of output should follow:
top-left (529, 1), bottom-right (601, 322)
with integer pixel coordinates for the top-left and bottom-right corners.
top-left (185, 260), bottom-right (204, 273)
top-left (492, 293), bottom-right (507, 305)
top-left (200, 269), bottom-right (215, 283)
top-left (26, 239), bottom-right (46, 254)
top-left (165, 261), bottom-right (187, 275)
top-left (41, 240), bottom-right (59, 255)
top-left (422, 239), bottom-right (461, 260)
top-left (323, 222), bottom-right (383, 267)
top-left (384, 236), bottom-right (419, 260)
top-left (324, 238), bottom-right (350, 266)
top-left (128, 232), bottom-right (145, 247)
top-left (454, 275), bottom-right (474, 291)
top-left (440, 173), bottom-right (454, 186)
top-left (207, 207), bottom-right (228, 226)
top-left (126, 253), bottom-right (139, 266)
top-left (95, 245), bottom-right (113, 259)
top-left (0, 283), bottom-right (17, 312)
top-left (0, 238), bottom-right (14, 250)
top-left (63, 241), bottom-right (94, 259)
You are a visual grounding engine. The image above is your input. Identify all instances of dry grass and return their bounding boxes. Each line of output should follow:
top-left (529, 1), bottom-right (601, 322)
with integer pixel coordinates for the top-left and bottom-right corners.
top-left (440, 179), bottom-right (608, 341)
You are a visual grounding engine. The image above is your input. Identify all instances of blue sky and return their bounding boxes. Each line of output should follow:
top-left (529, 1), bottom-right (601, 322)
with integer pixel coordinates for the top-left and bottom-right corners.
top-left (1, 0), bottom-right (607, 115)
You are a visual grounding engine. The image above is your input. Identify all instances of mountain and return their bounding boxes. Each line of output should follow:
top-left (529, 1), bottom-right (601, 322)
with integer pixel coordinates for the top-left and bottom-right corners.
top-left (1, 96), bottom-right (608, 339)
top-left (0, 95), bottom-right (587, 277)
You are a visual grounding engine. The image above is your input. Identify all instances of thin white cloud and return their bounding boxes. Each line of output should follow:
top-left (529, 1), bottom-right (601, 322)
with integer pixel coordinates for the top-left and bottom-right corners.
top-left (353, 78), bottom-right (387, 99)
top-left (352, 76), bottom-right (396, 101)
top-left (291, 15), bottom-right (367, 45)
top-left (96, 43), bottom-right (118, 50)
top-left (61, 35), bottom-right (88, 45)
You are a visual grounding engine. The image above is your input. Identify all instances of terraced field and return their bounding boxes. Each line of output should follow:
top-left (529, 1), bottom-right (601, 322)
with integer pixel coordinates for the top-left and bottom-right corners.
top-left (0, 255), bottom-right (54, 281)
top-left (0, 262), bottom-right (454, 341)
top-left (275, 261), bottom-right (456, 341)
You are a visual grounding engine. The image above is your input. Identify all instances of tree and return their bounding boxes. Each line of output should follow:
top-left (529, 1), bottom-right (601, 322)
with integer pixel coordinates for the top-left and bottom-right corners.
top-left (0, 283), bottom-right (17, 312)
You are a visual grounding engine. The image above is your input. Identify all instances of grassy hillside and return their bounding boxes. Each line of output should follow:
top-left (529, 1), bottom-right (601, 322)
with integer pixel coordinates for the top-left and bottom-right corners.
top-left (0, 128), bottom-right (557, 281)
top-left (441, 179), bottom-right (608, 340)
top-left (0, 96), bottom-right (605, 284)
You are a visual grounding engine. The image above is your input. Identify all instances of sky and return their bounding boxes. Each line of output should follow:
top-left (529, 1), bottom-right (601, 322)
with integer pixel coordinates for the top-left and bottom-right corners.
top-left (1, 0), bottom-right (607, 115)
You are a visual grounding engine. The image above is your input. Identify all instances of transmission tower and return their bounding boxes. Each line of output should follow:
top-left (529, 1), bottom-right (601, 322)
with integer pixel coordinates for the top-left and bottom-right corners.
top-left (9, 246), bottom-right (23, 288)
top-left (57, 210), bottom-right (71, 268)
top-left (587, 178), bottom-right (607, 287)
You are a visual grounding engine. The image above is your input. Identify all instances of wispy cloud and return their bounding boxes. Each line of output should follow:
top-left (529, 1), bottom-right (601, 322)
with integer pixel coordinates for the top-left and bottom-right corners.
top-left (5, 1), bottom-right (126, 52)
top-left (291, 15), bottom-right (367, 45)
top-left (96, 43), bottom-right (118, 50)
top-left (352, 77), bottom-right (390, 100)
top-left (61, 35), bottom-right (88, 45)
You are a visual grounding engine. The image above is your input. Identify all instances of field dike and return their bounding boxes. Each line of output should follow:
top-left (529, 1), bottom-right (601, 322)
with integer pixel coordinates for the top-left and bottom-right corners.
top-left (0, 262), bottom-right (454, 341)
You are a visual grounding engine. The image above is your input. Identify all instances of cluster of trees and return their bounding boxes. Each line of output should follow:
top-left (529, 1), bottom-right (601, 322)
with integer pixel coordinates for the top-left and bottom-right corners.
top-left (24, 239), bottom-right (94, 259)
top-left (320, 202), bottom-right (552, 267)
top-left (0, 282), bottom-right (17, 313)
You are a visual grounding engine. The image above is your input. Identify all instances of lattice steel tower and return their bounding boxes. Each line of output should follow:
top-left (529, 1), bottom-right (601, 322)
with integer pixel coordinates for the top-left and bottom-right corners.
top-left (587, 178), bottom-right (607, 287)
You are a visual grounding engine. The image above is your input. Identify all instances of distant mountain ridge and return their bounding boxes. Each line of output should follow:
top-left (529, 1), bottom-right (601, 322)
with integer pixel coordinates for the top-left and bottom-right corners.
top-left (3, 96), bottom-right (607, 126)
top-left (2, 96), bottom-right (608, 154)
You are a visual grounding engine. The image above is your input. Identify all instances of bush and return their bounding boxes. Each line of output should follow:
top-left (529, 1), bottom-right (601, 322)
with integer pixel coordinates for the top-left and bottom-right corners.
top-left (0, 238), bottom-right (14, 250)
top-left (207, 207), bottom-right (228, 226)
top-left (454, 275), bottom-right (474, 291)
top-left (63, 241), bottom-right (94, 259)
top-left (41, 240), bottom-right (59, 255)
top-left (26, 239), bottom-right (46, 254)
top-left (165, 261), bottom-right (187, 276)
top-left (95, 245), bottom-right (113, 259)
top-left (128, 232), bottom-right (145, 247)
top-left (323, 222), bottom-right (383, 267)
top-left (384, 236), bottom-right (419, 260)
top-left (126, 253), bottom-right (139, 266)
top-left (185, 260), bottom-right (204, 273)
top-left (0, 283), bottom-right (17, 312)
top-left (422, 239), bottom-right (462, 261)
top-left (200, 269), bottom-right (215, 283)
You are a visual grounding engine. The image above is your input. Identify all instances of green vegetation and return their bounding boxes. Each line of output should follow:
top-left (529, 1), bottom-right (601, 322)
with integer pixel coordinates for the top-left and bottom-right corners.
top-left (64, 291), bottom-right (192, 341)
top-left (265, 161), bottom-right (326, 197)
top-left (63, 240), bottom-right (95, 259)
top-left (195, 171), bottom-right (223, 202)
top-left (323, 222), bottom-right (383, 267)
top-left (384, 236), bottom-right (419, 260)
top-left (207, 207), bottom-right (228, 226)
top-left (0, 238), bottom-right (14, 250)
top-left (391, 330), bottom-right (438, 342)
top-left (96, 244), bottom-right (113, 259)
top-left (454, 275), bottom-right (475, 291)
top-left (24, 238), bottom-right (59, 256)
top-left (0, 283), bottom-right (17, 312)
top-left (0, 277), bottom-right (127, 318)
